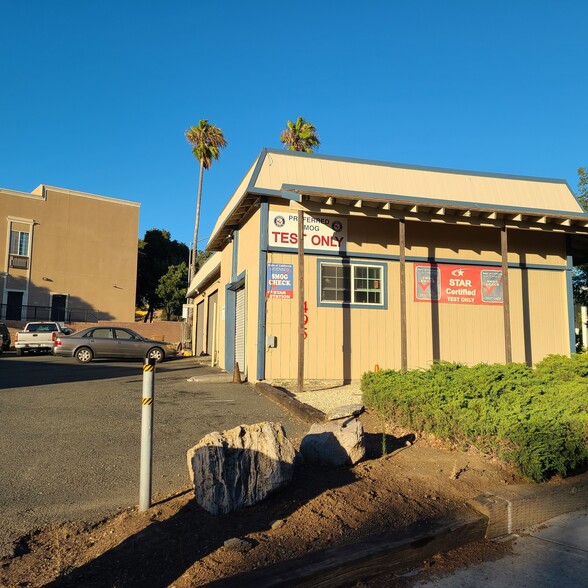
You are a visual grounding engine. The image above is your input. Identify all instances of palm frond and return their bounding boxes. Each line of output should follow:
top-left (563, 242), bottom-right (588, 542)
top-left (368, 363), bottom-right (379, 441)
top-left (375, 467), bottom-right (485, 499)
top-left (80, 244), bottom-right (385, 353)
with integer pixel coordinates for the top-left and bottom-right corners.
top-left (280, 116), bottom-right (320, 152)
top-left (185, 119), bottom-right (227, 167)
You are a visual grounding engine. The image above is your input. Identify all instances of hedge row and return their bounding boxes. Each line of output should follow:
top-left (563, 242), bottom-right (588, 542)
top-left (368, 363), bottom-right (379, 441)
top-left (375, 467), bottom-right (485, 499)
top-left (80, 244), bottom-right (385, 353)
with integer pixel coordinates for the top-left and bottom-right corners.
top-left (361, 355), bottom-right (588, 482)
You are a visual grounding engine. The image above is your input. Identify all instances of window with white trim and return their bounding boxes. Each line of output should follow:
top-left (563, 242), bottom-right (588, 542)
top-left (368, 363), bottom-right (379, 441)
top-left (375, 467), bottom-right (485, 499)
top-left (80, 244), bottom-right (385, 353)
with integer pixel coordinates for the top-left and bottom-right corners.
top-left (10, 230), bottom-right (30, 257)
top-left (319, 261), bottom-right (384, 306)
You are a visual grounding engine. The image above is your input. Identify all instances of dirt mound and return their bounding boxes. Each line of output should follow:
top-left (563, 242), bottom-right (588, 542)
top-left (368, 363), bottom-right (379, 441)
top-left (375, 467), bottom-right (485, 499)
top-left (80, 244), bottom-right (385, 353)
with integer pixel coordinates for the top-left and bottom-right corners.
top-left (0, 413), bottom-right (521, 587)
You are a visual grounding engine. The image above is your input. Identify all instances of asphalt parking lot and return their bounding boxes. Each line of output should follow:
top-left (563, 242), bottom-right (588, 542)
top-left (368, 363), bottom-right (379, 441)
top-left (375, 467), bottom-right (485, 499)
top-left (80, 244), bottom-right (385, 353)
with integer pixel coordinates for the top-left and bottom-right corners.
top-left (0, 352), bottom-right (307, 557)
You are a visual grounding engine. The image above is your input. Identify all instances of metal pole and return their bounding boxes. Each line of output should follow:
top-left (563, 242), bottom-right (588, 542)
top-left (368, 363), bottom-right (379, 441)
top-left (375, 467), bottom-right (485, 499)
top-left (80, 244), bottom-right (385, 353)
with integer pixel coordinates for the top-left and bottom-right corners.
top-left (139, 358), bottom-right (156, 511)
top-left (582, 306), bottom-right (588, 351)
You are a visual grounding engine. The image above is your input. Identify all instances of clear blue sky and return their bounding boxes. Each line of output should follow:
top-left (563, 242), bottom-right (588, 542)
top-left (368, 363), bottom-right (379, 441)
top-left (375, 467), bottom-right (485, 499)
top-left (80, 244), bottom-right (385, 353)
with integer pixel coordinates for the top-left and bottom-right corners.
top-left (1, 1), bottom-right (586, 249)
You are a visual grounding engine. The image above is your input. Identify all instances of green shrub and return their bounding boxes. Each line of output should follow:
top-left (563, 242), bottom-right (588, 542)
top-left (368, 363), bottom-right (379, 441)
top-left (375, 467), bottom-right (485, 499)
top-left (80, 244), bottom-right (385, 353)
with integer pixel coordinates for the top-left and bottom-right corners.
top-left (361, 357), bottom-right (588, 482)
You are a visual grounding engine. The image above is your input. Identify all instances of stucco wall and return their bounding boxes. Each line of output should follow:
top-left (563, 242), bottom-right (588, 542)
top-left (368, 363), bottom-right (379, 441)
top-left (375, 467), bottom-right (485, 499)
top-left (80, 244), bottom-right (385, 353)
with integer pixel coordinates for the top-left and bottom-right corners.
top-left (1, 187), bottom-right (139, 322)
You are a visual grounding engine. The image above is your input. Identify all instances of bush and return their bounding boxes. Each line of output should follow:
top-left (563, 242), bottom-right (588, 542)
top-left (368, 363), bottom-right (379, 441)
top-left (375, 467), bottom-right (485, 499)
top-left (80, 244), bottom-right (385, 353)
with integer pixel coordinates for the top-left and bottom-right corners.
top-left (361, 357), bottom-right (588, 482)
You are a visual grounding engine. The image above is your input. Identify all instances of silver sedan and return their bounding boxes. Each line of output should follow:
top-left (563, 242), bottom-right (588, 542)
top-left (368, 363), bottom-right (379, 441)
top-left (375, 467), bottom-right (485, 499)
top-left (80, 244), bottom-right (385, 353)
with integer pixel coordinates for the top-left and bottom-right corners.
top-left (53, 326), bottom-right (178, 363)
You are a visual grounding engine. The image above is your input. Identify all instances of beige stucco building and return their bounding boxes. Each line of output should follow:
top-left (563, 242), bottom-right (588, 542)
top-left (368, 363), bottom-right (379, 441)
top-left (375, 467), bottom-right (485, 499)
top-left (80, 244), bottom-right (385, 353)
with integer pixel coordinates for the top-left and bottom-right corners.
top-left (188, 149), bottom-right (588, 381)
top-left (1, 184), bottom-right (140, 323)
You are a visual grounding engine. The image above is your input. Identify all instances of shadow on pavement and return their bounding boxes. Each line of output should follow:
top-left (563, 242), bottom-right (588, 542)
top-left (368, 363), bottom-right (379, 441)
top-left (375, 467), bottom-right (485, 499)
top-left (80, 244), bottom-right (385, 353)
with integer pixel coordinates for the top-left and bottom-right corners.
top-left (0, 356), bottom-right (212, 390)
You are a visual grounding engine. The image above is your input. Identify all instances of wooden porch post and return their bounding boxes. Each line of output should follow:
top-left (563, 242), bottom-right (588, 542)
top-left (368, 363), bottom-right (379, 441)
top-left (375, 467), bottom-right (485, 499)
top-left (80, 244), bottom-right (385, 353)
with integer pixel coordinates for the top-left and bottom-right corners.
top-left (399, 218), bottom-right (408, 371)
top-left (297, 211), bottom-right (305, 393)
top-left (501, 225), bottom-right (512, 363)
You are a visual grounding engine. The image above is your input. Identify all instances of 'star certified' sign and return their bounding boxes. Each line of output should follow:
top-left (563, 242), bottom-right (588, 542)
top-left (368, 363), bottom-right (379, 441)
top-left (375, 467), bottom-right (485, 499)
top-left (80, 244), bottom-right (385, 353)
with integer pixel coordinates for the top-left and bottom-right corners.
top-left (415, 263), bottom-right (503, 305)
top-left (268, 212), bottom-right (347, 252)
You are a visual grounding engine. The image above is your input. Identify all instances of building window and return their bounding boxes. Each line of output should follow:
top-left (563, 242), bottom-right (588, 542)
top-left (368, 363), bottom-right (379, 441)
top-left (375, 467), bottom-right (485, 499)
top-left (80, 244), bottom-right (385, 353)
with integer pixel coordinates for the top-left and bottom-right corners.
top-left (318, 260), bottom-right (385, 307)
top-left (321, 264), bottom-right (351, 302)
top-left (10, 230), bottom-right (29, 256)
top-left (353, 265), bottom-right (383, 304)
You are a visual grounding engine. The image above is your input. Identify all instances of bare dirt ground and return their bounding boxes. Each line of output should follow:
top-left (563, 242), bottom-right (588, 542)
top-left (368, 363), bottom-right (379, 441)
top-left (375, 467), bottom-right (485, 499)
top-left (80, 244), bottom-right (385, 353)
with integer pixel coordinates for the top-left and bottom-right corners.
top-left (0, 412), bottom-right (522, 588)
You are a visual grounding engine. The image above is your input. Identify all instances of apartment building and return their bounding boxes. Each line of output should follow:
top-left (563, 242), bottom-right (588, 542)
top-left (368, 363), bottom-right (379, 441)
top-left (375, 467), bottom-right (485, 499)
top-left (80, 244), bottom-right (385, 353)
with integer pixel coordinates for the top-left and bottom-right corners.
top-left (1, 184), bottom-right (140, 323)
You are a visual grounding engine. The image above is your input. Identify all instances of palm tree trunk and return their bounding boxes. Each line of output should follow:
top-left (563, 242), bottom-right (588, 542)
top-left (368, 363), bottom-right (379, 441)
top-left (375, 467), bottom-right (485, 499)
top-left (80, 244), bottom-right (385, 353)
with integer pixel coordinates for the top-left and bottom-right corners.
top-left (190, 161), bottom-right (205, 281)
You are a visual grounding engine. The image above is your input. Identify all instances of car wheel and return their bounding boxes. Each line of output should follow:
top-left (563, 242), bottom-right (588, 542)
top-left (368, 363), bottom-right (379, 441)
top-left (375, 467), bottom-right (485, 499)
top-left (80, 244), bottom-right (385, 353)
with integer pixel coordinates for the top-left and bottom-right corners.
top-left (16, 349), bottom-right (23, 357)
top-left (75, 347), bottom-right (93, 363)
top-left (147, 347), bottom-right (164, 363)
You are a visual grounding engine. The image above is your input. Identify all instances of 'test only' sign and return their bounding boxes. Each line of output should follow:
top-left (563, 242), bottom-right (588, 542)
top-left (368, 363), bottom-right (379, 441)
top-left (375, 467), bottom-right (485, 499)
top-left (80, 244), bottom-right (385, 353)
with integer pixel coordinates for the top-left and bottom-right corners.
top-left (268, 212), bottom-right (347, 252)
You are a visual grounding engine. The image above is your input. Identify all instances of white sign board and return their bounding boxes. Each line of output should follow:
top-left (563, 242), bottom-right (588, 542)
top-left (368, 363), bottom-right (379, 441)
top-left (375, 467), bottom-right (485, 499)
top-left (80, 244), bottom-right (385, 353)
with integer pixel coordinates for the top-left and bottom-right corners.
top-left (268, 212), bottom-right (347, 252)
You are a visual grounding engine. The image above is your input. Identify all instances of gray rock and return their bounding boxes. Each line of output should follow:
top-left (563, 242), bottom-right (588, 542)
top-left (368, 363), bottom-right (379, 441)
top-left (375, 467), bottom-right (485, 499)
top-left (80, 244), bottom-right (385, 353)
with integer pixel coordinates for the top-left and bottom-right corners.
top-left (326, 403), bottom-right (364, 421)
top-left (224, 537), bottom-right (254, 552)
top-left (186, 422), bottom-right (296, 515)
top-left (300, 419), bottom-right (365, 466)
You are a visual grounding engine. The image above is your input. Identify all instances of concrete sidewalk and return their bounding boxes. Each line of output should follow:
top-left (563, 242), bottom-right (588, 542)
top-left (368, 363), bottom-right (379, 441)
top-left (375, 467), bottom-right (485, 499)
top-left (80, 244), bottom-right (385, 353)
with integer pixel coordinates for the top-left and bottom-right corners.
top-left (416, 509), bottom-right (588, 587)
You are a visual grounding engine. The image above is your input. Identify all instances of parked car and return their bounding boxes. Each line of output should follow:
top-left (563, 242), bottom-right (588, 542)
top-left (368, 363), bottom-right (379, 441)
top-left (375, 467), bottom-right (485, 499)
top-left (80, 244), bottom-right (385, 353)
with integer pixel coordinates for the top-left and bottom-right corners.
top-left (14, 322), bottom-right (73, 356)
top-left (0, 322), bottom-right (10, 352)
top-left (53, 326), bottom-right (178, 363)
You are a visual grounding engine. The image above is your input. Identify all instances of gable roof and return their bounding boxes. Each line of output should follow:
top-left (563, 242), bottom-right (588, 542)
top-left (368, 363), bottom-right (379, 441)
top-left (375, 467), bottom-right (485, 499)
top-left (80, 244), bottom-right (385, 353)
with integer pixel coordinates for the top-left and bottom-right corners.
top-left (207, 149), bottom-right (588, 251)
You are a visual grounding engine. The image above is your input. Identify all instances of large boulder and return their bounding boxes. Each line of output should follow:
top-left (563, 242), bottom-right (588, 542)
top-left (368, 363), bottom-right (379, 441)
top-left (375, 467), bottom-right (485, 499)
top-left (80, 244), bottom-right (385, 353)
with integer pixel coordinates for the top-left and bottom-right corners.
top-left (300, 418), bottom-right (365, 466)
top-left (186, 422), bottom-right (296, 515)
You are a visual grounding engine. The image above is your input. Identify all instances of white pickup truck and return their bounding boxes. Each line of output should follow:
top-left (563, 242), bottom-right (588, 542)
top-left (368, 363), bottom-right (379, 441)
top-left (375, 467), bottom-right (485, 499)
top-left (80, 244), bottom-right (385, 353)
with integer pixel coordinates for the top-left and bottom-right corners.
top-left (14, 322), bottom-right (73, 356)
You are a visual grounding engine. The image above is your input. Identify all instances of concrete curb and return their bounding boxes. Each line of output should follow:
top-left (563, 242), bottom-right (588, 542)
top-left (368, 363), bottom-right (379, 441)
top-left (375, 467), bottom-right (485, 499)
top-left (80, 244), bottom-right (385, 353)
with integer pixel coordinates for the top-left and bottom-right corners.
top-left (204, 511), bottom-right (488, 588)
top-left (255, 382), bottom-right (326, 424)
top-left (470, 471), bottom-right (588, 538)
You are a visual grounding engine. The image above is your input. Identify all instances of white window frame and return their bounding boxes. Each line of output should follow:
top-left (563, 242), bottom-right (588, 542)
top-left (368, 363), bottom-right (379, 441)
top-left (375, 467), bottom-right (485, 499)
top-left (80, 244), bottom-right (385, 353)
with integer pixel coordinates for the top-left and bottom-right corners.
top-left (317, 259), bottom-right (386, 308)
top-left (10, 230), bottom-right (30, 257)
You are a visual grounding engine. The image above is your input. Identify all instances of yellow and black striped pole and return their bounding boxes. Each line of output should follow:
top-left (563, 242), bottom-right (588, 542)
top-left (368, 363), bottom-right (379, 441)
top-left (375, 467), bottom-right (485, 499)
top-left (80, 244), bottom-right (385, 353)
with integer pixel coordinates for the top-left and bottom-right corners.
top-left (139, 357), bottom-right (156, 511)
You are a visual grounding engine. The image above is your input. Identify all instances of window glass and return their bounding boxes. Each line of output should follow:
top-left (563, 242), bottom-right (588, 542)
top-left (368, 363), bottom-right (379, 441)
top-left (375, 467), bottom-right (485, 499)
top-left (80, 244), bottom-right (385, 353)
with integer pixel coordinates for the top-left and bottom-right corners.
top-left (92, 328), bottom-right (113, 339)
top-left (9, 231), bottom-right (29, 256)
top-left (321, 264), bottom-right (351, 302)
top-left (115, 329), bottom-right (135, 340)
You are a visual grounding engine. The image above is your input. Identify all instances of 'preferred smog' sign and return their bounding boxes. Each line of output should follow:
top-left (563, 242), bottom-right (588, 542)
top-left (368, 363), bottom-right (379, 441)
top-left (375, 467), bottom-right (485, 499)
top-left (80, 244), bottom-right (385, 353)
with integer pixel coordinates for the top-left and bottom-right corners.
top-left (268, 212), bottom-right (347, 252)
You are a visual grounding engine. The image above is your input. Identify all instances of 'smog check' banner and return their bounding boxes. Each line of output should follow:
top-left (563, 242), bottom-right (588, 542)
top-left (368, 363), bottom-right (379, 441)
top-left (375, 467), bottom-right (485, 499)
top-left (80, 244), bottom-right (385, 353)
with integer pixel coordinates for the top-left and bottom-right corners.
top-left (266, 263), bottom-right (294, 299)
top-left (415, 263), bottom-right (503, 305)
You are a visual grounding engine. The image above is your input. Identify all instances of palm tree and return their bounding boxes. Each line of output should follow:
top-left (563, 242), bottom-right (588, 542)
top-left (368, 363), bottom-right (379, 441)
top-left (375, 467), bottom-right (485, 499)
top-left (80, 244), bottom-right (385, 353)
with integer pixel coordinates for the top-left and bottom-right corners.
top-left (280, 117), bottom-right (320, 153)
top-left (185, 120), bottom-right (228, 280)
